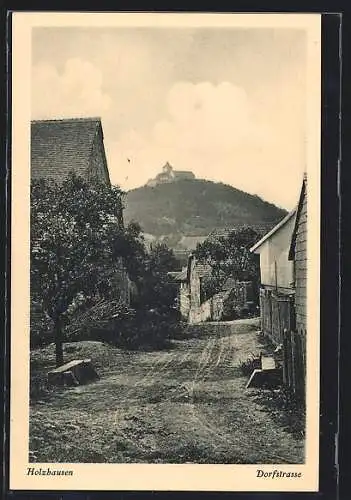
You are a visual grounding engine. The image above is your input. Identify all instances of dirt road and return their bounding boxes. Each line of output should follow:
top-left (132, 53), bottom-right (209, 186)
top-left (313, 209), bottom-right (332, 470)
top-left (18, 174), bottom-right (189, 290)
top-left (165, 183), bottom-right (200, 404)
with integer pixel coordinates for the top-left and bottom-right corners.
top-left (30, 318), bottom-right (304, 464)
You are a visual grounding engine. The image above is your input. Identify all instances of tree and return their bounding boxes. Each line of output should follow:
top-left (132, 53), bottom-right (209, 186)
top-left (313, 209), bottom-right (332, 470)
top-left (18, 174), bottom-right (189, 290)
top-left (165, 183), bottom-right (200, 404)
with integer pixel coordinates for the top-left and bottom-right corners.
top-left (116, 220), bottom-right (147, 284)
top-left (30, 174), bottom-right (137, 366)
top-left (194, 226), bottom-right (260, 300)
top-left (133, 242), bottom-right (178, 312)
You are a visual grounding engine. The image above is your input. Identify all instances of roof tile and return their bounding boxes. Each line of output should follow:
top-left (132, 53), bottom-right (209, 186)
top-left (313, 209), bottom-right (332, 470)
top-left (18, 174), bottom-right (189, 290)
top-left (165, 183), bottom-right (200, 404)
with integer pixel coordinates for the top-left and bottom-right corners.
top-left (31, 117), bottom-right (102, 182)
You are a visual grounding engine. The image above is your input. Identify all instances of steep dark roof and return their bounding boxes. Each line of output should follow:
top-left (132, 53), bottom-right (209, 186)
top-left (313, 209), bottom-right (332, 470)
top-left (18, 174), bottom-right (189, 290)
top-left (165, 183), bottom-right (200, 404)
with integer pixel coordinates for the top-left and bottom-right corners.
top-left (208, 222), bottom-right (278, 243)
top-left (207, 227), bottom-right (236, 240)
top-left (31, 117), bottom-right (110, 183)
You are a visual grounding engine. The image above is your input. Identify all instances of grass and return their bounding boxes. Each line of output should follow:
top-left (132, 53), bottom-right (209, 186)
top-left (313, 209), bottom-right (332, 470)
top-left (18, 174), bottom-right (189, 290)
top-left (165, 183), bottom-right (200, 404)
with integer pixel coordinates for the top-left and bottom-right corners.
top-left (29, 318), bottom-right (305, 464)
top-left (249, 387), bottom-right (306, 440)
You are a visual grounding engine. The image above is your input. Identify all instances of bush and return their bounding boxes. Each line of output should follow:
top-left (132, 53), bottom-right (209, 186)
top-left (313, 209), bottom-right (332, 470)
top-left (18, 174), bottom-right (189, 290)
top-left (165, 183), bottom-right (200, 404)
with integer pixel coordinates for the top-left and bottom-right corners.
top-left (92, 309), bottom-right (182, 350)
top-left (221, 308), bottom-right (239, 321)
top-left (64, 299), bottom-right (135, 342)
top-left (30, 292), bottom-right (184, 352)
top-left (64, 298), bottom-right (183, 350)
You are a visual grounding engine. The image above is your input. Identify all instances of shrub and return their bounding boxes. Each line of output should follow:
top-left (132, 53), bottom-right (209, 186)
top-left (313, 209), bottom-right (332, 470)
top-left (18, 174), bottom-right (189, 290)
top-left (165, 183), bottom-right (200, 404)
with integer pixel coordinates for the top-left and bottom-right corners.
top-left (95, 309), bottom-right (182, 350)
top-left (64, 298), bottom-right (183, 350)
top-left (64, 299), bottom-right (135, 343)
top-left (221, 307), bottom-right (239, 321)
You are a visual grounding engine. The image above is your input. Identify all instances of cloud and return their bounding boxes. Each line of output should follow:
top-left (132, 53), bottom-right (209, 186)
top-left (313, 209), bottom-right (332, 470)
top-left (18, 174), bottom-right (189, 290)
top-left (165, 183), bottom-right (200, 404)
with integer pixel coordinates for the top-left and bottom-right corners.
top-left (31, 28), bottom-right (306, 209)
top-left (157, 81), bottom-right (274, 151)
top-left (107, 80), bottom-right (303, 209)
top-left (31, 60), bottom-right (304, 208)
top-left (31, 58), bottom-right (112, 119)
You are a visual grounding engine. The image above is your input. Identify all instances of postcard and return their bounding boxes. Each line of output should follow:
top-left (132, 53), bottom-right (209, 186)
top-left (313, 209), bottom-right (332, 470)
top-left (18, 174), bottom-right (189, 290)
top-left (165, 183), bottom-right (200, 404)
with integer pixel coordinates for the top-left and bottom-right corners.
top-left (10, 11), bottom-right (321, 492)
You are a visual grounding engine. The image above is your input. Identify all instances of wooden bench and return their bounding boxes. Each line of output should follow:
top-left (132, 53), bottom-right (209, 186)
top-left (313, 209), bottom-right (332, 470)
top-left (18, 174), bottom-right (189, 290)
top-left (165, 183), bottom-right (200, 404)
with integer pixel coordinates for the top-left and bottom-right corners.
top-left (48, 359), bottom-right (99, 386)
top-left (246, 354), bottom-right (282, 389)
top-left (261, 354), bottom-right (276, 370)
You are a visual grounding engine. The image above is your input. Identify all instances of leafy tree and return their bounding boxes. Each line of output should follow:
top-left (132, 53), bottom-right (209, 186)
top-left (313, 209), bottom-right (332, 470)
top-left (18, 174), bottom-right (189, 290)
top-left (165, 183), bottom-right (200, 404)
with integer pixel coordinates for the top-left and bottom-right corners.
top-left (117, 220), bottom-right (147, 284)
top-left (31, 174), bottom-right (139, 366)
top-left (133, 242), bottom-right (178, 312)
top-left (125, 179), bottom-right (287, 237)
top-left (194, 226), bottom-right (260, 300)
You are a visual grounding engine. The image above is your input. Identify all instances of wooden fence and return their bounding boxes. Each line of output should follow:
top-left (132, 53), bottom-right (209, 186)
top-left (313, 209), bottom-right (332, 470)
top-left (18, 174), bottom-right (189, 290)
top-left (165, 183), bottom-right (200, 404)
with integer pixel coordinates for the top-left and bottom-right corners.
top-left (259, 288), bottom-right (305, 398)
top-left (282, 328), bottom-right (306, 399)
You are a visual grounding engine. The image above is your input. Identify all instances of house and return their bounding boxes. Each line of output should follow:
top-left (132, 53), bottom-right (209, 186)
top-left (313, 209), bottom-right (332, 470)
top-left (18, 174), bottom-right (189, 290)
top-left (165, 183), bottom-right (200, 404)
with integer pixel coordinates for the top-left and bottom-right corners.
top-left (289, 173), bottom-right (307, 337)
top-left (288, 173), bottom-right (307, 396)
top-left (207, 222), bottom-right (281, 243)
top-left (31, 117), bottom-right (111, 185)
top-left (250, 174), bottom-right (307, 398)
top-left (30, 117), bottom-right (132, 331)
top-left (187, 255), bottom-right (212, 323)
top-left (169, 255), bottom-right (211, 323)
top-left (250, 210), bottom-right (296, 346)
top-left (170, 254), bottom-right (256, 324)
top-left (168, 267), bottom-right (190, 320)
top-left (146, 162), bottom-right (195, 187)
top-left (250, 210), bottom-right (297, 294)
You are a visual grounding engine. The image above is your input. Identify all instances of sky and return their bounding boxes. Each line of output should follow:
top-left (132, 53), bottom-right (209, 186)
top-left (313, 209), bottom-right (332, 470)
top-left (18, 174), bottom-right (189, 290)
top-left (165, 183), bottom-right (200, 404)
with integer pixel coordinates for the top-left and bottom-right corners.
top-left (31, 26), bottom-right (307, 210)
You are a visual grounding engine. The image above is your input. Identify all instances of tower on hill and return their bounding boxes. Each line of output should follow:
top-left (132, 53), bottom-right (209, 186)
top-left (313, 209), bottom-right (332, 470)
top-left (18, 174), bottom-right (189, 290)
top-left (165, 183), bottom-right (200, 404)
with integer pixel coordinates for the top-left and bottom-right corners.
top-left (146, 162), bottom-right (195, 187)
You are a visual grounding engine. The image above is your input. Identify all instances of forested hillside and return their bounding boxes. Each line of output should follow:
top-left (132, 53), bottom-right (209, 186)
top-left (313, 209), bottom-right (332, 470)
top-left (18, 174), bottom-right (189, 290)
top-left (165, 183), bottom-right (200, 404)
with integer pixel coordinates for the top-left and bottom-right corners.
top-left (124, 179), bottom-right (287, 249)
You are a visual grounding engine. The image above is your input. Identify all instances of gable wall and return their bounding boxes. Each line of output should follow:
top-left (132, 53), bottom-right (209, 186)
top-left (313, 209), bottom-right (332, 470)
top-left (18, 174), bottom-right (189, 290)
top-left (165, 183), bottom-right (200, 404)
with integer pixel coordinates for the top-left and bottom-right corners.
top-left (89, 130), bottom-right (110, 185)
top-left (257, 215), bottom-right (296, 291)
top-left (294, 189), bottom-right (307, 334)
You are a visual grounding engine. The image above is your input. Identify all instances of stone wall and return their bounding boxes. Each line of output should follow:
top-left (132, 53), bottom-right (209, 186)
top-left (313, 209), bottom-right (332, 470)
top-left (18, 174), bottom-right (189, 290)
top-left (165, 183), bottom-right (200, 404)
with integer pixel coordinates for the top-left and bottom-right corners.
top-left (188, 299), bottom-right (212, 324)
top-left (179, 282), bottom-right (190, 320)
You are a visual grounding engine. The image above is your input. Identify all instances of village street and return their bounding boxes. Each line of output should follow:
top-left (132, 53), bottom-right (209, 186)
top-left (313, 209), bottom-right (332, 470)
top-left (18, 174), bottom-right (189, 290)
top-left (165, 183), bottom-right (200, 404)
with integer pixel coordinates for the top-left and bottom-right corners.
top-left (30, 318), bottom-right (304, 464)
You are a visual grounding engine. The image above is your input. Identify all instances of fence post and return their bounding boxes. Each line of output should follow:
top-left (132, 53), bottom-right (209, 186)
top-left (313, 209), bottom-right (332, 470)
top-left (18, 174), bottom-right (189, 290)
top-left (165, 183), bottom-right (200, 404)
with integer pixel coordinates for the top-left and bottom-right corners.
top-left (259, 289), bottom-right (264, 334)
top-left (282, 328), bottom-right (288, 385)
top-left (268, 292), bottom-right (273, 339)
top-left (287, 329), bottom-right (294, 390)
top-left (277, 298), bottom-right (282, 345)
top-left (295, 331), bottom-right (306, 401)
top-left (291, 330), bottom-right (297, 394)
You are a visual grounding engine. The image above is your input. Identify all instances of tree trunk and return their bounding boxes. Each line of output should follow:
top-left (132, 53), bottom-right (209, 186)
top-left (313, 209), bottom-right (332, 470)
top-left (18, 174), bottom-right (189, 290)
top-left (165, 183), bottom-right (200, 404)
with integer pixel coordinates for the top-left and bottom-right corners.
top-left (54, 317), bottom-right (64, 367)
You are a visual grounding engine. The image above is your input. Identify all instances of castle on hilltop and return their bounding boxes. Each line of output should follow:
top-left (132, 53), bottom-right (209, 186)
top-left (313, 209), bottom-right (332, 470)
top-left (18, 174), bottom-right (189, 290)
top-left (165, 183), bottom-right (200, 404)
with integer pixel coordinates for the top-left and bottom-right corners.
top-left (146, 162), bottom-right (195, 187)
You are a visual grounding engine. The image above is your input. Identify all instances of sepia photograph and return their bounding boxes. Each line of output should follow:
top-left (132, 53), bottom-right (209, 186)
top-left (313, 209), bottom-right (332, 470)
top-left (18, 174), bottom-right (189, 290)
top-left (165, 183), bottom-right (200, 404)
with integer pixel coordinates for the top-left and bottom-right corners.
top-left (10, 12), bottom-right (321, 492)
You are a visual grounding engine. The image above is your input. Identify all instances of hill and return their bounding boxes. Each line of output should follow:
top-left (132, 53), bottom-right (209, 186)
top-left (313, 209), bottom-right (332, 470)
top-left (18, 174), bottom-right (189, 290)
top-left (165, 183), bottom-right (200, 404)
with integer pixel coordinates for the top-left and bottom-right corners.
top-left (124, 179), bottom-right (287, 254)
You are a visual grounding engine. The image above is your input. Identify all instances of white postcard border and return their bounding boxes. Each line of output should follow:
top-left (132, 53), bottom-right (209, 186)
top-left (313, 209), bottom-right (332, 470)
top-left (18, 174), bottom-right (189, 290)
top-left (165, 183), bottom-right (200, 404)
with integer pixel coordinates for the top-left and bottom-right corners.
top-left (10, 12), bottom-right (321, 492)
